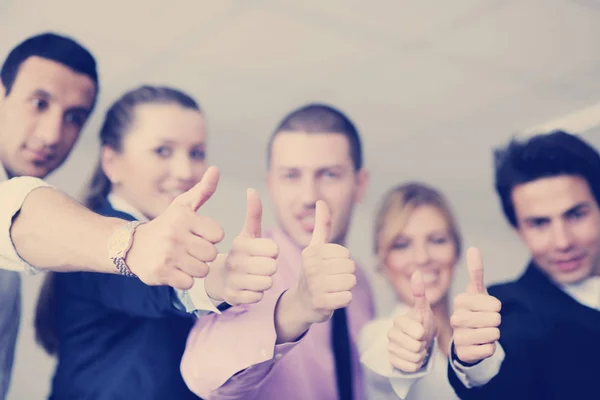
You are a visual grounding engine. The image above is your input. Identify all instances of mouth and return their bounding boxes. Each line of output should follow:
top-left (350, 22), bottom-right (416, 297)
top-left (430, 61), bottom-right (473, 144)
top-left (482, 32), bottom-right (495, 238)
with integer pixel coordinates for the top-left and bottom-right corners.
top-left (553, 255), bottom-right (585, 273)
top-left (420, 271), bottom-right (440, 286)
top-left (296, 213), bottom-right (316, 233)
top-left (25, 147), bottom-right (53, 163)
top-left (162, 188), bottom-right (189, 199)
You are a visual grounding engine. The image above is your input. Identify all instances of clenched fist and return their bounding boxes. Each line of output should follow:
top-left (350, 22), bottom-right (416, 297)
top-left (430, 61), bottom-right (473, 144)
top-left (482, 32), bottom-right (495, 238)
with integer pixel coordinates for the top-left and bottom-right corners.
top-left (451, 247), bottom-right (502, 364)
top-left (292, 200), bottom-right (357, 324)
top-left (205, 188), bottom-right (279, 305)
top-left (388, 271), bottom-right (437, 373)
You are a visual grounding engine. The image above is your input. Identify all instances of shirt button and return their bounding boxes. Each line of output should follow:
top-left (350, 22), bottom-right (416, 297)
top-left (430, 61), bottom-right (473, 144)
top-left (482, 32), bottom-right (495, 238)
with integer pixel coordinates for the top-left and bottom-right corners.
top-left (275, 353), bottom-right (283, 360)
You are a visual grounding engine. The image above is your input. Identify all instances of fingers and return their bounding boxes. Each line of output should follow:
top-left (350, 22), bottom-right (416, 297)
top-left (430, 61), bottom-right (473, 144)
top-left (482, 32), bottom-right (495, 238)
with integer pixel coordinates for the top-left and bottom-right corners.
top-left (411, 271), bottom-right (429, 324)
top-left (188, 214), bottom-right (225, 244)
top-left (309, 200), bottom-right (331, 246)
top-left (389, 343), bottom-right (427, 365)
top-left (389, 355), bottom-right (426, 374)
top-left (175, 166), bottom-right (220, 211)
top-left (241, 188), bottom-right (262, 238)
top-left (466, 247), bottom-right (486, 294)
top-left (303, 243), bottom-right (350, 260)
top-left (312, 291), bottom-right (353, 310)
top-left (388, 327), bottom-right (426, 353)
top-left (453, 293), bottom-right (502, 313)
top-left (176, 254), bottom-right (210, 278)
top-left (321, 274), bottom-right (357, 293)
top-left (185, 235), bottom-right (219, 264)
top-left (455, 343), bottom-right (497, 364)
top-left (166, 270), bottom-right (195, 290)
top-left (228, 274), bottom-right (274, 293)
top-left (450, 311), bottom-right (501, 329)
top-left (231, 236), bottom-right (279, 258)
top-left (453, 327), bottom-right (501, 346)
top-left (393, 315), bottom-right (427, 341)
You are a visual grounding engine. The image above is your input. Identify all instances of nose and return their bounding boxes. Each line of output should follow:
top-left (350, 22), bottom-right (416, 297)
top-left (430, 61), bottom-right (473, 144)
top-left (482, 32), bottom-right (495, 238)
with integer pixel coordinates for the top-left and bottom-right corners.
top-left (551, 221), bottom-right (574, 252)
top-left (36, 112), bottom-right (63, 148)
top-left (299, 176), bottom-right (320, 206)
top-left (171, 155), bottom-right (195, 181)
top-left (413, 243), bottom-right (431, 267)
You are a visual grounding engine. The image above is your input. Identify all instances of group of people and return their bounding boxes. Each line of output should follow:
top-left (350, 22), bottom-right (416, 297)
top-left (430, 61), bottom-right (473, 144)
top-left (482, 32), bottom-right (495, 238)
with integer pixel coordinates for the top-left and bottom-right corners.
top-left (0, 32), bottom-right (598, 400)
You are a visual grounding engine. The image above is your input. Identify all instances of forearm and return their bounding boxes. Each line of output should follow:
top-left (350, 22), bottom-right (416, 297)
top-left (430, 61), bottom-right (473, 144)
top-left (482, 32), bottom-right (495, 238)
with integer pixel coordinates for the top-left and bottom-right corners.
top-left (11, 187), bottom-right (122, 273)
top-left (274, 287), bottom-right (312, 344)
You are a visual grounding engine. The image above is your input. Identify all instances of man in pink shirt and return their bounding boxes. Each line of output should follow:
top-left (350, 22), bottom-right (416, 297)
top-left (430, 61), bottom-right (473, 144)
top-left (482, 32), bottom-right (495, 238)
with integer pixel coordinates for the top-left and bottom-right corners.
top-left (180, 103), bottom-right (375, 399)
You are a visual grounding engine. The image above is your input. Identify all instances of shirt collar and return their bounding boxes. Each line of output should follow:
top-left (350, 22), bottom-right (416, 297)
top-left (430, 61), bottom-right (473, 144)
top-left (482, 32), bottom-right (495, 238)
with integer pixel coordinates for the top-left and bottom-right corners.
top-left (106, 192), bottom-right (150, 222)
top-left (560, 276), bottom-right (600, 310)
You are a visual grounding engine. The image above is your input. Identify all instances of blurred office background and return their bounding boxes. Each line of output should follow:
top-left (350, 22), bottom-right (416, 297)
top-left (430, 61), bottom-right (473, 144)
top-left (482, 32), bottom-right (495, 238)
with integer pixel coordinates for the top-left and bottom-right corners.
top-left (1, 0), bottom-right (599, 398)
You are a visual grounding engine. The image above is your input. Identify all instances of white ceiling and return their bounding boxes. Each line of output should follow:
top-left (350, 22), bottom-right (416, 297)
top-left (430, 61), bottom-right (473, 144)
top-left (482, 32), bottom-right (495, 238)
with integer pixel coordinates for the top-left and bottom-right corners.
top-left (4, 1), bottom-right (600, 398)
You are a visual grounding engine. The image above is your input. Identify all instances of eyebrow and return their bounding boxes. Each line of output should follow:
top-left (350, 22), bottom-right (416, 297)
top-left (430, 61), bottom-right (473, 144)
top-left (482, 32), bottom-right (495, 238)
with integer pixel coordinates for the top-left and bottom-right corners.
top-left (523, 201), bottom-right (592, 223)
top-left (32, 89), bottom-right (92, 114)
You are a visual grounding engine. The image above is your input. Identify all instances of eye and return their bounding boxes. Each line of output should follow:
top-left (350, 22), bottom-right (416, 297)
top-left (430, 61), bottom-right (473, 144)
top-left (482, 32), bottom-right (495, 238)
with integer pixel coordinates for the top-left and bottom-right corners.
top-left (431, 237), bottom-right (449, 245)
top-left (154, 146), bottom-right (172, 158)
top-left (281, 170), bottom-right (300, 180)
top-left (65, 112), bottom-right (86, 127)
top-left (391, 242), bottom-right (409, 250)
top-left (322, 170), bottom-right (340, 179)
top-left (190, 148), bottom-right (205, 160)
top-left (31, 98), bottom-right (49, 111)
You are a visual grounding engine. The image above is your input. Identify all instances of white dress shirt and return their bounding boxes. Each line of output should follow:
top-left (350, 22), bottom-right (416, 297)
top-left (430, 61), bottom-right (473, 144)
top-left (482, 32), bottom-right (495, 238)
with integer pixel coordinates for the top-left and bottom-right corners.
top-left (359, 303), bottom-right (459, 400)
top-left (450, 275), bottom-right (600, 388)
top-left (0, 164), bottom-right (49, 400)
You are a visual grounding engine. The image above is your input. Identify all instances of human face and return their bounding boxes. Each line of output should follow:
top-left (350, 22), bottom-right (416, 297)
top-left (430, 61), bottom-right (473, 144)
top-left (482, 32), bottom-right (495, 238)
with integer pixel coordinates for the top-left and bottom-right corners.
top-left (513, 175), bottom-right (600, 284)
top-left (0, 56), bottom-right (96, 178)
top-left (102, 103), bottom-right (207, 220)
top-left (267, 132), bottom-right (368, 248)
top-left (383, 205), bottom-right (457, 307)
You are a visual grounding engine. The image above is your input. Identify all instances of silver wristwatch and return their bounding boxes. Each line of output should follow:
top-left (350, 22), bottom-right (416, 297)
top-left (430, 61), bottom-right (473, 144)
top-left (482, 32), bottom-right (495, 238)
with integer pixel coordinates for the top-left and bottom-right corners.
top-left (107, 221), bottom-right (145, 278)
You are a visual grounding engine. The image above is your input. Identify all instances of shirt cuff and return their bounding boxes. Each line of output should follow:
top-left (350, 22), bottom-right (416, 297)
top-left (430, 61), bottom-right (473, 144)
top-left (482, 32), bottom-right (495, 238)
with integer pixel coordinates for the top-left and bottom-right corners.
top-left (174, 277), bottom-right (225, 317)
top-left (450, 340), bottom-right (505, 388)
top-left (0, 177), bottom-right (52, 274)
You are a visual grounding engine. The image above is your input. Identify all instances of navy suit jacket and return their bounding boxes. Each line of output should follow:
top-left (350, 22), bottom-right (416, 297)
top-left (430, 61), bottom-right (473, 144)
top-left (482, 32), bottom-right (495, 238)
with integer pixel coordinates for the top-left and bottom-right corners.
top-left (48, 201), bottom-right (201, 400)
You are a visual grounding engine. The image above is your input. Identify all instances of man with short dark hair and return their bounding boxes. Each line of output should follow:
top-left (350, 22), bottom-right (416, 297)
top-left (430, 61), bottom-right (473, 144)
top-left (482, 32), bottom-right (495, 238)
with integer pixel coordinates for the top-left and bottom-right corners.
top-left (447, 130), bottom-right (600, 399)
top-left (0, 32), bottom-right (98, 399)
top-left (180, 103), bottom-right (375, 399)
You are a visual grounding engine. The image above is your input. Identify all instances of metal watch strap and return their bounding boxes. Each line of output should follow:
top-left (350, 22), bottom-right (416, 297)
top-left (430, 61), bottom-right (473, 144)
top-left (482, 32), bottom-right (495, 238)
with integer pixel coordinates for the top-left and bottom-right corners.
top-left (108, 220), bottom-right (144, 278)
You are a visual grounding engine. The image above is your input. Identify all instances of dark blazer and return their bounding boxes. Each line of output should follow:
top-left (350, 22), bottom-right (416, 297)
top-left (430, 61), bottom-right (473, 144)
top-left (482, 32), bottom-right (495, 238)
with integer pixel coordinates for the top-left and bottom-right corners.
top-left (448, 263), bottom-right (600, 400)
top-left (48, 201), bottom-right (201, 400)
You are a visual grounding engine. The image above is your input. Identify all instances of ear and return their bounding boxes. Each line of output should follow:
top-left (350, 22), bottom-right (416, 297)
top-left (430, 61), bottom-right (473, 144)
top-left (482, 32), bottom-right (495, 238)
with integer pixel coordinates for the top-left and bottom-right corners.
top-left (353, 168), bottom-right (369, 204)
top-left (100, 146), bottom-right (122, 184)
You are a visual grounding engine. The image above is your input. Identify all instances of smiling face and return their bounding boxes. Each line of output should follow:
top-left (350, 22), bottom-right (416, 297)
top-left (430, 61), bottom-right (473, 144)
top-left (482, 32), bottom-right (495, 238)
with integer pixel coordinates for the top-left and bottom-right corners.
top-left (102, 103), bottom-right (207, 220)
top-left (266, 132), bottom-right (368, 247)
top-left (513, 174), bottom-right (600, 284)
top-left (381, 204), bottom-right (459, 307)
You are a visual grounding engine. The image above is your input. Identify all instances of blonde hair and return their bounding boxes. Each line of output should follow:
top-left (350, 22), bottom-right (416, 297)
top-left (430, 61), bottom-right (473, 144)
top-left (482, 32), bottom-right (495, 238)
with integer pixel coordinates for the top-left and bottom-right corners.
top-left (374, 182), bottom-right (462, 265)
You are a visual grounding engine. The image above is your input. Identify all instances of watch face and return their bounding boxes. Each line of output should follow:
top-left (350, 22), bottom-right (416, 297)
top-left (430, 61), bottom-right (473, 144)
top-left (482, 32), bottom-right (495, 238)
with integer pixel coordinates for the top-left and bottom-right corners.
top-left (108, 228), bottom-right (131, 255)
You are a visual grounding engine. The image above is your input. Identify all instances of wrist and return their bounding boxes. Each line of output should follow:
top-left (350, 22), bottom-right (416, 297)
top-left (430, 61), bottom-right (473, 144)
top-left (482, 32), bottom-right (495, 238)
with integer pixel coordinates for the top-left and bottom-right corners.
top-left (451, 341), bottom-right (483, 367)
top-left (274, 287), bottom-right (313, 344)
top-left (204, 253), bottom-right (227, 302)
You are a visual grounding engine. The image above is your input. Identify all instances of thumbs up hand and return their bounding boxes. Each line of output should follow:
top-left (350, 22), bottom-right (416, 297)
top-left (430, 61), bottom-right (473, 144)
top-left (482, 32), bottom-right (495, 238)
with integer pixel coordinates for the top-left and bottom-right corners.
top-left (388, 271), bottom-right (437, 373)
top-left (205, 188), bottom-right (279, 305)
top-left (451, 247), bottom-right (502, 364)
top-left (291, 200), bottom-right (357, 324)
top-left (126, 166), bottom-right (225, 289)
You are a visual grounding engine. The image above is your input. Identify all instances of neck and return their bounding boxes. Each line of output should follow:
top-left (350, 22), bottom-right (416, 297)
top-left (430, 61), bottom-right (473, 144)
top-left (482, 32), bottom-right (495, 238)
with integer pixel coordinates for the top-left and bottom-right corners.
top-left (430, 296), bottom-right (453, 356)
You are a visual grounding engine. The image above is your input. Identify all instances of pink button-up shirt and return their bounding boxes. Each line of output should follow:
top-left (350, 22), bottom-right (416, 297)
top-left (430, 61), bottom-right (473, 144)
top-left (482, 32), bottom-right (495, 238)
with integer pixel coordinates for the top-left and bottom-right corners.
top-left (181, 227), bottom-right (375, 399)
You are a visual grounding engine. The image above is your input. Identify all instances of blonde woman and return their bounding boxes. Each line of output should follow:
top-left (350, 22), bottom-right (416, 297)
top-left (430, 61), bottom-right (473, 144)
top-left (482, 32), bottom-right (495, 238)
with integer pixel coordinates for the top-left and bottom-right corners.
top-left (359, 183), bottom-right (461, 399)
